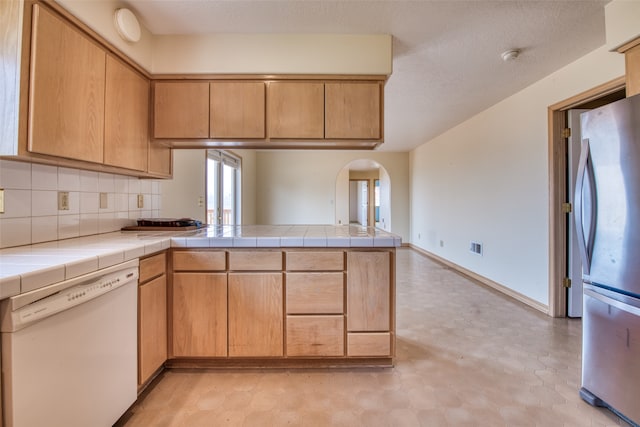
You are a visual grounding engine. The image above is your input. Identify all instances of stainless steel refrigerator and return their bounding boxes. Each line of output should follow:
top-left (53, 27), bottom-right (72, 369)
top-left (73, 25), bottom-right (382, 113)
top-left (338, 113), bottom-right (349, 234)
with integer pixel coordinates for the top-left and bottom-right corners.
top-left (575, 93), bottom-right (640, 426)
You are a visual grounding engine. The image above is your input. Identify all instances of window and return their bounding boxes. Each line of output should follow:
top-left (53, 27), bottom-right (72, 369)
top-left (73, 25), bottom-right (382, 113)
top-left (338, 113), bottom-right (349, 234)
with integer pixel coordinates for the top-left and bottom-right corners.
top-left (206, 150), bottom-right (241, 225)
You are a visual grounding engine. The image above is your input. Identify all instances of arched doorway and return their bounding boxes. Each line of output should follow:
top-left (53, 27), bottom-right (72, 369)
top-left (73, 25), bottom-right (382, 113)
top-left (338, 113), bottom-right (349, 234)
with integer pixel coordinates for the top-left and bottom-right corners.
top-left (335, 159), bottom-right (391, 231)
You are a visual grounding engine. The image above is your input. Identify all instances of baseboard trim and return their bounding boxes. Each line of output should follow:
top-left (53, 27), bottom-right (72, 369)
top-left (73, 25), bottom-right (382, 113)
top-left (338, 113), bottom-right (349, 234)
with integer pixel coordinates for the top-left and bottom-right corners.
top-left (407, 244), bottom-right (550, 315)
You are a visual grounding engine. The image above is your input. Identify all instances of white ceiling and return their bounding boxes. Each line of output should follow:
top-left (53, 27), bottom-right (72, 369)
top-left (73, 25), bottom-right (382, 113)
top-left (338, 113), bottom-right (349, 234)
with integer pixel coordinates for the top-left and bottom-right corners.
top-left (125, 0), bottom-right (609, 152)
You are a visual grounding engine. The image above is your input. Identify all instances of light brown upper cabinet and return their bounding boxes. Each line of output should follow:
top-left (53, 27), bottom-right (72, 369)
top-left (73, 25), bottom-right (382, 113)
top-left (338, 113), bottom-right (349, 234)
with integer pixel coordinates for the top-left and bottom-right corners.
top-left (625, 44), bottom-right (640, 97)
top-left (210, 82), bottom-right (266, 138)
top-left (18, 4), bottom-right (171, 178)
top-left (325, 82), bottom-right (381, 139)
top-left (104, 55), bottom-right (149, 171)
top-left (151, 77), bottom-right (385, 148)
top-left (29, 5), bottom-right (106, 163)
top-left (154, 82), bottom-right (210, 138)
top-left (267, 82), bottom-right (325, 139)
top-left (148, 143), bottom-right (172, 178)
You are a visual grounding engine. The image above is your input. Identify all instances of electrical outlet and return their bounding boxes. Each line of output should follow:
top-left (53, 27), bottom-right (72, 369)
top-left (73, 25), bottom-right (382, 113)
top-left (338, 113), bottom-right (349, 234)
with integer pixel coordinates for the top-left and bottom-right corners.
top-left (0, 188), bottom-right (4, 214)
top-left (137, 194), bottom-right (144, 209)
top-left (58, 191), bottom-right (70, 211)
top-left (99, 192), bottom-right (108, 209)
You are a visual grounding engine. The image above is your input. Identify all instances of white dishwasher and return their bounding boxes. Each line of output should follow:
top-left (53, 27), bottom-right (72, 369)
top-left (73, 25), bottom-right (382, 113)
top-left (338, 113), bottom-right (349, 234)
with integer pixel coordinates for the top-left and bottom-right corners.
top-left (0, 259), bottom-right (139, 427)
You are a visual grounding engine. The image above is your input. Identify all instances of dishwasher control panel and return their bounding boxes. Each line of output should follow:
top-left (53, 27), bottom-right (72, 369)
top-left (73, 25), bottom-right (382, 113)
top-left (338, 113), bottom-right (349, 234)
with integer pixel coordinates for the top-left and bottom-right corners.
top-left (8, 267), bottom-right (139, 331)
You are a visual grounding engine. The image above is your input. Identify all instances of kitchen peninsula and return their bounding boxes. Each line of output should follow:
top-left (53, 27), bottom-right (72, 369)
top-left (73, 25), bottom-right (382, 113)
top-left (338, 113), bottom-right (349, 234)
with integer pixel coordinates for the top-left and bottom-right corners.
top-left (0, 225), bottom-right (400, 386)
top-left (167, 224), bottom-right (398, 369)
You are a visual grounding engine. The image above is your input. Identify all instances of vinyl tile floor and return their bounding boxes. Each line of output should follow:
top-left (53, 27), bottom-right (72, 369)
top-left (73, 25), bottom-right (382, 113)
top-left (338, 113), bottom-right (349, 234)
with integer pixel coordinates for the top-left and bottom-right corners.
top-left (121, 248), bottom-right (630, 427)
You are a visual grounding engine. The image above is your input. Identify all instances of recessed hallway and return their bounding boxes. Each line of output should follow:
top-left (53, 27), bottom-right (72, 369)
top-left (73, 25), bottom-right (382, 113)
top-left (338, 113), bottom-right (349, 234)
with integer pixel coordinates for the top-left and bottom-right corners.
top-left (121, 248), bottom-right (628, 426)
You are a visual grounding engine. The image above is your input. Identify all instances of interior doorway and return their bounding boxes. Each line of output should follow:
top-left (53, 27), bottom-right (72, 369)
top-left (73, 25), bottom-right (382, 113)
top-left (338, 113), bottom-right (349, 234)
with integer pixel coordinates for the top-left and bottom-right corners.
top-left (548, 77), bottom-right (626, 317)
top-left (335, 159), bottom-right (391, 231)
top-left (349, 180), bottom-right (369, 226)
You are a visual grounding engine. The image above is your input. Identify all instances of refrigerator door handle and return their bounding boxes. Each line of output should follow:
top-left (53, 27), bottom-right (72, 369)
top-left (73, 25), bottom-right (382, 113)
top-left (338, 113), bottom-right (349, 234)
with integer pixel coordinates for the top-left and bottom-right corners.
top-left (584, 288), bottom-right (640, 316)
top-left (574, 138), bottom-right (597, 275)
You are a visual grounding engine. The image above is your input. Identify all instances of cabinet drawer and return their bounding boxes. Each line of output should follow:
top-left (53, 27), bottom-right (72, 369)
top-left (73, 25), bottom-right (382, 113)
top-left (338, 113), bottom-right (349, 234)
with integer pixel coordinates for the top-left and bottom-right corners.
top-left (286, 251), bottom-right (344, 271)
top-left (139, 252), bottom-right (166, 283)
top-left (286, 273), bottom-right (344, 314)
top-left (173, 251), bottom-right (226, 271)
top-left (286, 315), bottom-right (344, 357)
top-left (228, 251), bottom-right (282, 271)
top-left (347, 332), bottom-right (391, 357)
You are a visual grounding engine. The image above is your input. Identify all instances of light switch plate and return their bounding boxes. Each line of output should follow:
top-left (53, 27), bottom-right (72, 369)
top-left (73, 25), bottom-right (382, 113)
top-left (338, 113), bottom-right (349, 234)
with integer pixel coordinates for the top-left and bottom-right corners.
top-left (0, 188), bottom-right (4, 214)
top-left (58, 191), bottom-right (70, 211)
top-left (137, 194), bottom-right (144, 209)
top-left (99, 192), bottom-right (108, 209)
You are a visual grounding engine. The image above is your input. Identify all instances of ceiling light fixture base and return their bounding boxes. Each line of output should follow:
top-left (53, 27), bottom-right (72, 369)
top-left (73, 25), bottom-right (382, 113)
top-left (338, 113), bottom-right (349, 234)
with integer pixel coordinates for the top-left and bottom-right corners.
top-left (114, 8), bottom-right (141, 43)
top-left (501, 49), bottom-right (520, 61)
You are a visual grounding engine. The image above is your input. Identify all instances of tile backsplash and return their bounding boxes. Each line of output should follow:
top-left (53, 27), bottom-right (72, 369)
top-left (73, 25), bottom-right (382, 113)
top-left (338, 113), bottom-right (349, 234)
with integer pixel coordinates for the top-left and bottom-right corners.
top-left (0, 160), bottom-right (161, 249)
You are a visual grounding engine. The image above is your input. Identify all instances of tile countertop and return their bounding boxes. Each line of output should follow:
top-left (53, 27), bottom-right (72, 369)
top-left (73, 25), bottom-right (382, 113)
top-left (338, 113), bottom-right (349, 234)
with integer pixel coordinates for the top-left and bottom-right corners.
top-left (0, 225), bottom-right (400, 299)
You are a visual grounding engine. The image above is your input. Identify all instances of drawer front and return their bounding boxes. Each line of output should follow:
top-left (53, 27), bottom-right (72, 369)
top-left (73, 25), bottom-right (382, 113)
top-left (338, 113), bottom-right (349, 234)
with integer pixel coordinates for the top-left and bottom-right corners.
top-left (347, 332), bottom-right (391, 357)
top-left (286, 251), bottom-right (344, 271)
top-left (228, 250), bottom-right (282, 271)
top-left (286, 273), bottom-right (344, 314)
top-left (173, 251), bottom-right (226, 271)
top-left (286, 315), bottom-right (344, 357)
top-left (139, 252), bottom-right (166, 283)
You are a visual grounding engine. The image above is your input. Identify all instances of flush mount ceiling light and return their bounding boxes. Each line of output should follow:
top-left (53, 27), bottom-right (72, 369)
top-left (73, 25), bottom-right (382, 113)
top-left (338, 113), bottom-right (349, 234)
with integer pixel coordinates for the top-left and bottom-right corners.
top-left (501, 49), bottom-right (520, 62)
top-left (114, 8), bottom-right (141, 43)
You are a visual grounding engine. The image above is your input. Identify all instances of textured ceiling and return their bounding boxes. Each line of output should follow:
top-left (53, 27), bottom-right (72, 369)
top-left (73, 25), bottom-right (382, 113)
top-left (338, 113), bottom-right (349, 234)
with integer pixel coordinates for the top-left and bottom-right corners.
top-left (125, 0), bottom-right (609, 152)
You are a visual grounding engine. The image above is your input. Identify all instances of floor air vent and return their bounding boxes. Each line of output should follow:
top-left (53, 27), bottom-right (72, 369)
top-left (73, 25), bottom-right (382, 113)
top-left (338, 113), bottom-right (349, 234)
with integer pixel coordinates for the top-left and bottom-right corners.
top-left (470, 242), bottom-right (483, 256)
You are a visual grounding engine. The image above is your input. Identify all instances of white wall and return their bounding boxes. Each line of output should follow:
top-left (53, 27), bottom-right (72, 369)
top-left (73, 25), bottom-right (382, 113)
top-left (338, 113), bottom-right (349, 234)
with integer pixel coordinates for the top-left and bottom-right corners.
top-left (349, 181), bottom-right (358, 223)
top-left (409, 45), bottom-right (625, 306)
top-left (160, 150), bottom-right (206, 222)
top-left (152, 34), bottom-right (392, 75)
top-left (605, 0), bottom-right (640, 51)
top-left (379, 168), bottom-right (391, 231)
top-left (255, 150), bottom-right (409, 241)
top-left (238, 149), bottom-right (257, 225)
top-left (51, 2), bottom-right (391, 76)
top-left (55, 0), bottom-right (154, 70)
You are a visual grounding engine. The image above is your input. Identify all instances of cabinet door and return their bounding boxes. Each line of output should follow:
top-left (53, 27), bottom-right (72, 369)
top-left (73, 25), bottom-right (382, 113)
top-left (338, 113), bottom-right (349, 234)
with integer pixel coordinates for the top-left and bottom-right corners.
top-left (228, 273), bottom-right (283, 357)
top-left (29, 5), bottom-right (105, 163)
top-left (148, 143), bottom-right (172, 177)
top-left (267, 82), bottom-right (324, 138)
top-left (325, 82), bottom-right (381, 139)
top-left (172, 273), bottom-right (227, 357)
top-left (210, 82), bottom-right (265, 138)
top-left (104, 55), bottom-right (149, 171)
top-left (153, 82), bottom-right (209, 138)
top-left (347, 251), bottom-right (390, 331)
top-left (626, 44), bottom-right (640, 97)
top-left (139, 275), bottom-right (167, 385)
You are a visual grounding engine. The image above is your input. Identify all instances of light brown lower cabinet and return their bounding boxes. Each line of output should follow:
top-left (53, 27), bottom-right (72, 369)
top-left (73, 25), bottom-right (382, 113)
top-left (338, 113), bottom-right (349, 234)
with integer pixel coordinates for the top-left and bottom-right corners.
top-left (228, 273), bottom-right (283, 357)
top-left (172, 272), bottom-right (228, 357)
top-left (138, 252), bottom-right (167, 387)
top-left (167, 248), bottom-right (394, 363)
top-left (139, 275), bottom-right (167, 385)
top-left (286, 315), bottom-right (344, 357)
